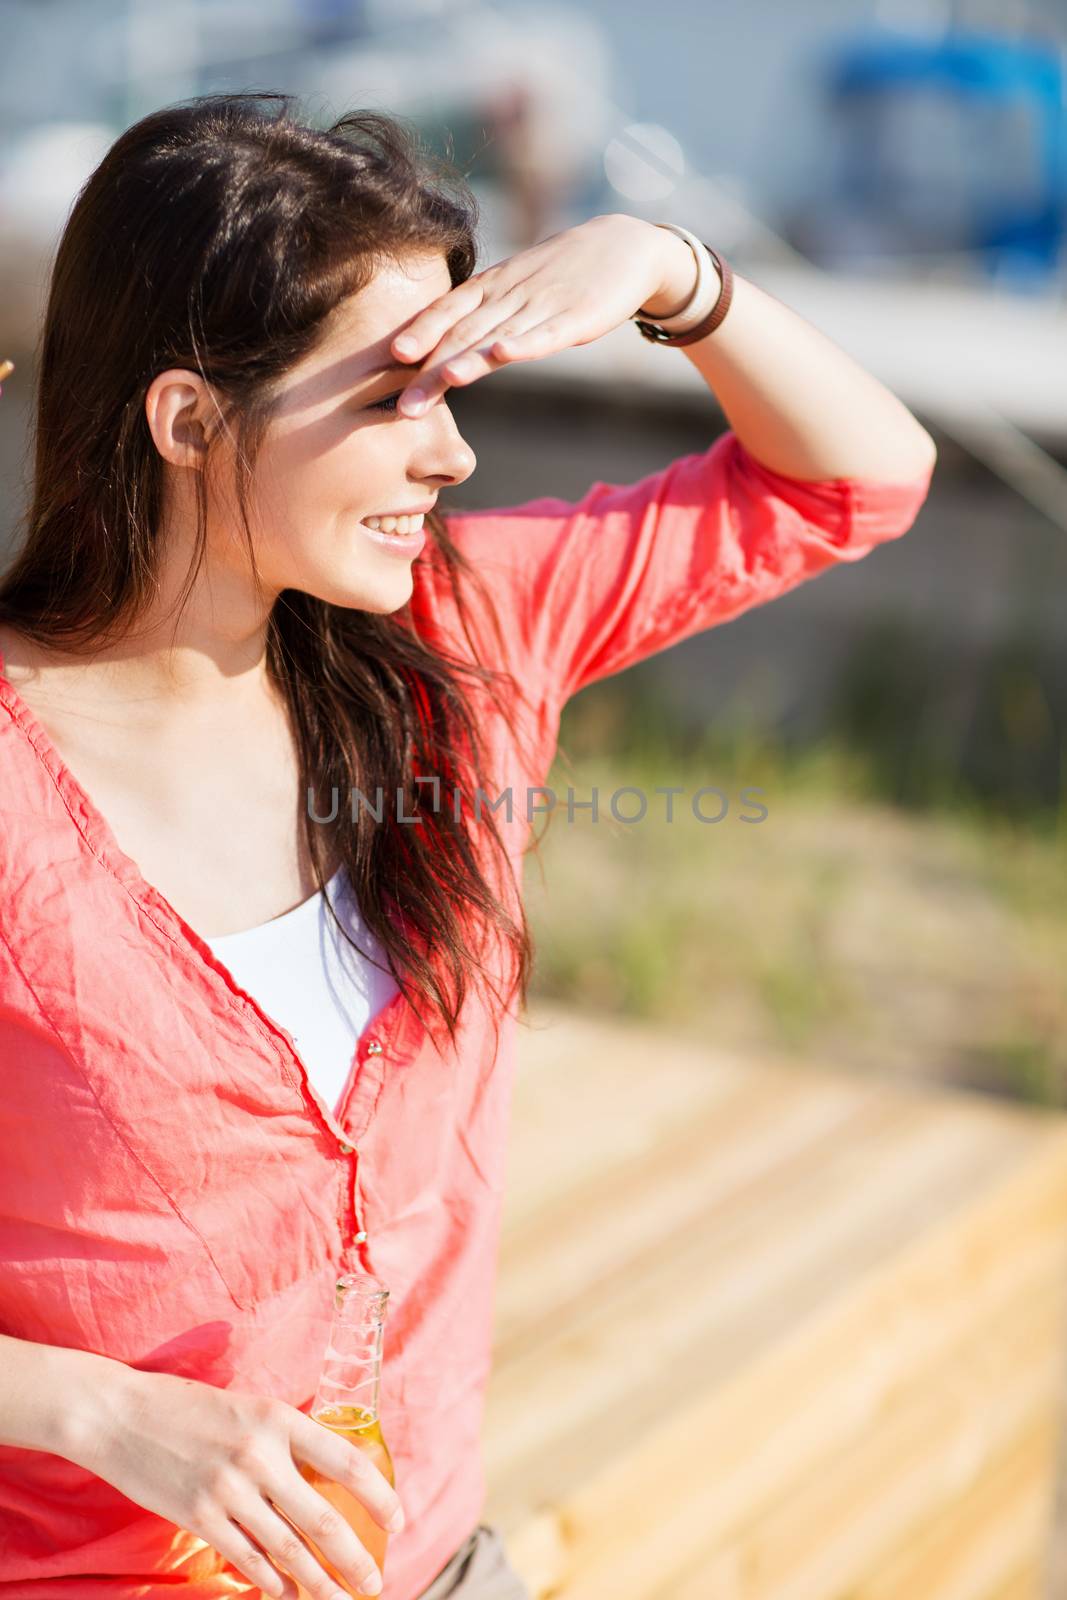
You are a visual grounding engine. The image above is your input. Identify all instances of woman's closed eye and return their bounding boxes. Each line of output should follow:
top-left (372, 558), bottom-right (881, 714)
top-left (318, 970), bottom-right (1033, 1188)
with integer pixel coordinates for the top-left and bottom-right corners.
top-left (367, 392), bottom-right (402, 414)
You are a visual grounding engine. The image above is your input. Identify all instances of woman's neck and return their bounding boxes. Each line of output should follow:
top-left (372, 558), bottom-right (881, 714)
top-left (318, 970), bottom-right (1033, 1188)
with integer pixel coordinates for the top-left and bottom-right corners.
top-left (0, 621), bottom-right (283, 736)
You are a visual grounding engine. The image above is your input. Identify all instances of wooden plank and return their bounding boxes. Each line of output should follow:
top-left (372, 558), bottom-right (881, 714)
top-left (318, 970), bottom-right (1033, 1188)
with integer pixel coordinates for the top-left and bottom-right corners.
top-left (522, 1278), bottom-right (1063, 1600)
top-left (486, 1009), bottom-right (1067, 1599)
top-left (487, 1093), bottom-right (1064, 1523)
top-left (491, 1156), bottom-right (1067, 1593)
top-left (664, 1437), bottom-right (1055, 1600)
top-left (496, 1066), bottom-right (894, 1356)
top-left (853, 1421), bottom-right (1057, 1600)
top-left (668, 1423), bottom-right (1054, 1600)
top-left (690, 1303), bottom-right (1062, 1600)
top-left (502, 1013), bottom-right (757, 1229)
top-left (985, 1565), bottom-right (1044, 1600)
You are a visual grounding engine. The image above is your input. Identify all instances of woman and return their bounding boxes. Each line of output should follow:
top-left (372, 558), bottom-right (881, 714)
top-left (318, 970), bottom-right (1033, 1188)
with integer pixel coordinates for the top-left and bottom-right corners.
top-left (0, 94), bottom-right (935, 1600)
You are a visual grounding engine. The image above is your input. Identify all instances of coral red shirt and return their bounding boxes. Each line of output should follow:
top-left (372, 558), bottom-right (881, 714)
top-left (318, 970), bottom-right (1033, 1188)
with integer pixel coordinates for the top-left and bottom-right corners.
top-left (0, 431), bottom-right (932, 1598)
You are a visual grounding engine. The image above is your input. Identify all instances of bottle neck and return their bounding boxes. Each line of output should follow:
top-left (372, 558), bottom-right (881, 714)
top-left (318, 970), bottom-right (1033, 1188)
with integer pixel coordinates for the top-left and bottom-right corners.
top-left (312, 1276), bottom-right (389, 1423)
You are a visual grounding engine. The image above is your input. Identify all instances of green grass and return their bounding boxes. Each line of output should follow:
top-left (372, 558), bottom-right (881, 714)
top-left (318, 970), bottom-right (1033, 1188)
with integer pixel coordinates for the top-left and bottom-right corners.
top-left (523, 677), bottom-right (1067, 1108)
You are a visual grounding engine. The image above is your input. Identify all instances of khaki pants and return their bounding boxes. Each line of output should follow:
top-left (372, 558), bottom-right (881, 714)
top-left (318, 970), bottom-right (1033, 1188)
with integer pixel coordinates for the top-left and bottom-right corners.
top-left (414, 1524), bottom-right (531, 1600)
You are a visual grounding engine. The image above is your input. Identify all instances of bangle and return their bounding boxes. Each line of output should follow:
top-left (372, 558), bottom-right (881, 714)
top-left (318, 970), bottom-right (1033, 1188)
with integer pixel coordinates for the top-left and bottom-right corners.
top-left (632, 224), bottom-right (734, 347)
top-left (638, 224), bottom-right (716, 330)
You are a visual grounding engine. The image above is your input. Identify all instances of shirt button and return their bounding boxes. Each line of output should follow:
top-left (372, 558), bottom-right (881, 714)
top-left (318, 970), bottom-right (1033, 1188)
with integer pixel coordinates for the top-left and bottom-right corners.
top-left (338, 1141), bottom-right (354, 1155)
top-left (366, 1039), bottom-right (383, 1055)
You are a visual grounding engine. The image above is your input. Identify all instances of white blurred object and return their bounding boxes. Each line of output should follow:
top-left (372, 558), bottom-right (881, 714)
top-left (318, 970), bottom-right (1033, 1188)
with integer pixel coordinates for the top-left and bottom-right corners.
top-left (0, 122), bottom-right (115, 351)
top-left (302, 1), bottom-right (613, 245)
top-left (0, 122), bottom-right (113, 241)
top-left (604, 123), bottom-right (685, 204)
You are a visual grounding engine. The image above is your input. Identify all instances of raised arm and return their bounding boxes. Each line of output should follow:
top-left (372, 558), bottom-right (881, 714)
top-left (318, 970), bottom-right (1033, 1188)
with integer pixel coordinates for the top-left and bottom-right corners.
top-left (643, 229), bottom-right (936, 483)
top-left (385, 211), bottom-right (936, 491)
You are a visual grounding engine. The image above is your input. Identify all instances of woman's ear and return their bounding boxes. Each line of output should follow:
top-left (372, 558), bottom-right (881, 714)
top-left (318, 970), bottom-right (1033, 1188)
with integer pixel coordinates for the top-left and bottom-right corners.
top-left (144, 369), bottom-right (220, 467)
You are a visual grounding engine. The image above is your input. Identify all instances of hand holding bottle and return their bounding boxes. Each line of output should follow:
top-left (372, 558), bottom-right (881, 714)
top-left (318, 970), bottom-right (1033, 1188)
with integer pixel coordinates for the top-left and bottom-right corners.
top-left (67, 1365), bottom-right (403, 1599)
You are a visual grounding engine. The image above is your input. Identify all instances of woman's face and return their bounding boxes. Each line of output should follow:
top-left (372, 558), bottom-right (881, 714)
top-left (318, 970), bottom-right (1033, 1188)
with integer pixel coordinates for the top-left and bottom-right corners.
top-left (208, 250), bottom-right (478, 615)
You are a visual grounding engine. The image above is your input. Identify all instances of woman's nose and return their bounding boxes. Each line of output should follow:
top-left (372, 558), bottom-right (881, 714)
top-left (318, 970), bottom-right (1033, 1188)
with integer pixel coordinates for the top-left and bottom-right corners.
top-left (421, 412), bottom-right (477, 488)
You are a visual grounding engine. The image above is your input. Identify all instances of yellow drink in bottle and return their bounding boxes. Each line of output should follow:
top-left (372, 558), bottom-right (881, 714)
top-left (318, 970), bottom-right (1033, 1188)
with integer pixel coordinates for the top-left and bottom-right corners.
top-left (295, 1274), bottom-right (396, 1599)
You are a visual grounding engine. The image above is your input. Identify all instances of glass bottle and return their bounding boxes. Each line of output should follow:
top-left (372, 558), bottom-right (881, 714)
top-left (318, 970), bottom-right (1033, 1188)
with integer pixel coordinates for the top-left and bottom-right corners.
top-left (295, 1271), bottom-right (397, 1600)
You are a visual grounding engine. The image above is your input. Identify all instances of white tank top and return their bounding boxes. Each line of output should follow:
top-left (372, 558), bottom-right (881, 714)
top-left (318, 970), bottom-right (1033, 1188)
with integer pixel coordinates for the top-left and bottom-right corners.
top-left (203, 868), bottom-right (400, 1116)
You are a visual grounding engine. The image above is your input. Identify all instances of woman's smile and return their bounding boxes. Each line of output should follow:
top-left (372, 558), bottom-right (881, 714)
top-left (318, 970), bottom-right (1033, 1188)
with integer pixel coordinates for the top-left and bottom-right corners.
top-left (356, 515), bottom-right (428, 556)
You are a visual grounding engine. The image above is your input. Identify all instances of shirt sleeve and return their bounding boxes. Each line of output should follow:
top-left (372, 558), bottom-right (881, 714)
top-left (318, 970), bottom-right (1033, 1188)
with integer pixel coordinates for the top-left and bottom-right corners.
top-left (439, 428), bottom-right (934, 712)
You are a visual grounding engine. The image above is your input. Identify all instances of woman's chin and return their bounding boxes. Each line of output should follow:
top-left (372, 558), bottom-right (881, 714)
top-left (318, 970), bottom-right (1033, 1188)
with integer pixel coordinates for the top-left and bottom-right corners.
top-left (302, 567), bottom-right (416, 614)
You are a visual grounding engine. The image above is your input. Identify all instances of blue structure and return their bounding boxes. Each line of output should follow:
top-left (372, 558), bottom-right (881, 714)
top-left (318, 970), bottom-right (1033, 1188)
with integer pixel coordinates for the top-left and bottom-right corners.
top-left (823, 30), bottom-right (1067, 287)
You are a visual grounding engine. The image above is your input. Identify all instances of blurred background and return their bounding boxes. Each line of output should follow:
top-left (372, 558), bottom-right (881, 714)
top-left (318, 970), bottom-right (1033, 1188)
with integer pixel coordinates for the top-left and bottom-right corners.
top-left (2, 0), bottom-right (1063, 1102)
top-left (1, 0), bottom-right (1067, 1588)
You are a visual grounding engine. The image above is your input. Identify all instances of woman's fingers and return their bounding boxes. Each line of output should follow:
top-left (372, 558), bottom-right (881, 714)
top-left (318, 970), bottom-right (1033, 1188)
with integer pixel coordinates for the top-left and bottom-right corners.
top-left (294, 1414), bottom-right (403, 1535)
top-left (490, 316), bottom-right (572, 355)
top-left (440, 318), bottom-right (562, 382)
top-left (243, 1490), bottom-right (383, 1598)
top-left (397, 308), bottom-right (574, 416)
top-left (396, 342), bottom-right (502, 416)
top-left (196, 1510), bottom-right (298, 1599)
top-left (391, 278), bottom-right (488, 365)
top-left (396, 294), bottom-right (536, 415)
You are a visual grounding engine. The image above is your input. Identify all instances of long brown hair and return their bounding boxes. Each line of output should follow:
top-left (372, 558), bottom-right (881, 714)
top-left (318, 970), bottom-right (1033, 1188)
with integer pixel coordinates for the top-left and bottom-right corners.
top-left (0, 93), bottom-right (541, 1055)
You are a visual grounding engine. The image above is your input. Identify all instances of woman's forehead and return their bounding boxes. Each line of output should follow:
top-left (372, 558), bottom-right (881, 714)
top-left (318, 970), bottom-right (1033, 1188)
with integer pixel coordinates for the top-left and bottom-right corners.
top-left (334, 251), bottom-right (453, 336)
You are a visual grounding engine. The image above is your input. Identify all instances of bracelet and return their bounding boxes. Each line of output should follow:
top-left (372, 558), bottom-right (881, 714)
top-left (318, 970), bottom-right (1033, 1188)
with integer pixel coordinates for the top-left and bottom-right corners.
top-left (632, 223), bottom-right (734, 347)
top-left (639, 224), bottom-right (717, 331)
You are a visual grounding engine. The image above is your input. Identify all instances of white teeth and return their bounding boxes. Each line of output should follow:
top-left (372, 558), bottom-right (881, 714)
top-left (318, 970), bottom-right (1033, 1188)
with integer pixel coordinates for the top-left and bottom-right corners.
top-left (362, 513), bottom-right (424, 534)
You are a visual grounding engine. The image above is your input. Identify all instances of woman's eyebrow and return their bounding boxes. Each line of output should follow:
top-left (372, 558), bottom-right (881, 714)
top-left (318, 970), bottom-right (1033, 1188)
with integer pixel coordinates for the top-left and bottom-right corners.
top-left (285, 352), bottom-right (412, 410)
top-left (361, 359), bottom-right (411, 380)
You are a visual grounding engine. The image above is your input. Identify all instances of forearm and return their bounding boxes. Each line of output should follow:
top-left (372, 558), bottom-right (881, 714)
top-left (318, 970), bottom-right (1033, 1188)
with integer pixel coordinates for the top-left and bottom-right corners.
top-left (643, 226), bottom-right (937, 485)
top-left (0, 1331), bottom-right (140, 1467)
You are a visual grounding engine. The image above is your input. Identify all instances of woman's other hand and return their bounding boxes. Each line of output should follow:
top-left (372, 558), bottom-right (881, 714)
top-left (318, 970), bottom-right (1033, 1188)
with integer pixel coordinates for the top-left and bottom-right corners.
top-left (66, 1365), bottom-right (404, 1599)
